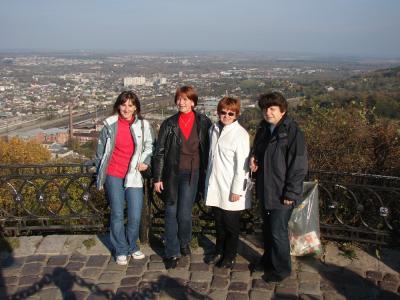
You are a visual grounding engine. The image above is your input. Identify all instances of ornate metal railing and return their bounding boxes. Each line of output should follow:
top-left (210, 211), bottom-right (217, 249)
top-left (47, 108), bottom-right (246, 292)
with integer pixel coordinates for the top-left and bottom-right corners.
top-left (0, 164), bottom-right (399, 245)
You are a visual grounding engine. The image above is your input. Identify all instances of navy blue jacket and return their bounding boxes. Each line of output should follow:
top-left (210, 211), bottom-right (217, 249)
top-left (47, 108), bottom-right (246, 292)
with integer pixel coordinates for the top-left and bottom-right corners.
top-left (252, 114), bottom-right (308, 209)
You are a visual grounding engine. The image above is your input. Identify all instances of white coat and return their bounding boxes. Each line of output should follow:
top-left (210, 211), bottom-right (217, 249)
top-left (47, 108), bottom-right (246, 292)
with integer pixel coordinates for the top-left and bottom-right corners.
top-left (204, 121), bottom-right (251, 211)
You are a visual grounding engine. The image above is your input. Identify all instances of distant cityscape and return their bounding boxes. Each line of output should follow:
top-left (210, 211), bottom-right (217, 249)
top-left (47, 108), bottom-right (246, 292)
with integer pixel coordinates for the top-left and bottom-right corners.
top-left (1, 52), bottom-right (398, 159)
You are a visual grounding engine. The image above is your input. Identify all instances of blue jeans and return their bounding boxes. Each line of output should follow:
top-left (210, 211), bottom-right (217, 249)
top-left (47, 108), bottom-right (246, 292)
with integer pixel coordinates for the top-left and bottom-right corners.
top-left (105, 175), bottom-right (143, 256)
top-left (262, 208), bottom-right (293, 278)
top-left (164, 170), bottom-right (199, 258)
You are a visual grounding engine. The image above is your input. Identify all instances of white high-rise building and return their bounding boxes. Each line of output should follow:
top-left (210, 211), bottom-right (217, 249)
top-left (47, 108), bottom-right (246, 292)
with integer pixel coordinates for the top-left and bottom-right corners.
top-left (124, 76), bottom-right (146, 87)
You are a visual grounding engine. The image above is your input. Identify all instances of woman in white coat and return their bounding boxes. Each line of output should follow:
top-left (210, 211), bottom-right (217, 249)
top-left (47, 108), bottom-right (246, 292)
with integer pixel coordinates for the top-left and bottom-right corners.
top-left (204, 97), bottom-right (251, 269)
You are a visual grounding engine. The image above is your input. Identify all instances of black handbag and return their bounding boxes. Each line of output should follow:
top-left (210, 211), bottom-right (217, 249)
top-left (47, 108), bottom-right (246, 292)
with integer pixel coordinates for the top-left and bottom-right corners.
top-left (139, 119), bottom-right (152, 179)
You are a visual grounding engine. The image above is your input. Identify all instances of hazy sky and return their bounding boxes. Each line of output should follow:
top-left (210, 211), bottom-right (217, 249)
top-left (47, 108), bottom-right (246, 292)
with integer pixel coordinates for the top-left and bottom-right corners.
top-left (1, 0), bottom-right (399, 57)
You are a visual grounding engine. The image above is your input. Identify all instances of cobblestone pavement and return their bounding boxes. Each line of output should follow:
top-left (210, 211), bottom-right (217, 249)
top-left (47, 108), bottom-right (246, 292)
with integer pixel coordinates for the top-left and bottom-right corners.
top-left (0, 235), bottom-right (399, 300)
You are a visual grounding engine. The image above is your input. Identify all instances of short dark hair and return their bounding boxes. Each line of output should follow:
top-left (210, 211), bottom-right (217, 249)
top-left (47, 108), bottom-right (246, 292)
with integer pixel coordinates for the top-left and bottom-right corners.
top-left (113, 91), bottom-right (143, 119)
top-left (174, 85), bottom-right (198, 107)
top-left (258, 92), bottom-right (288, 113)
top-left (217, 97), bottom-right (241, 116)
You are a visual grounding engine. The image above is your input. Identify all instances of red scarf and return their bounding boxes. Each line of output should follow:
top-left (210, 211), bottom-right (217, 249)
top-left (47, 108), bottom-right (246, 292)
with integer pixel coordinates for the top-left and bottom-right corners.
top-left (178, 111), bottom-right (195, 140)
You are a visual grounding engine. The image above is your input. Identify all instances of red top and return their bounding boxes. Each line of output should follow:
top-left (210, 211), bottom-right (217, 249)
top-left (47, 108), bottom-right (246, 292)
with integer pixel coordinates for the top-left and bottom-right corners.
top-left (178, 111), bottom-right (195, 140)
top-left (107, 116), bottom-right (135, 178)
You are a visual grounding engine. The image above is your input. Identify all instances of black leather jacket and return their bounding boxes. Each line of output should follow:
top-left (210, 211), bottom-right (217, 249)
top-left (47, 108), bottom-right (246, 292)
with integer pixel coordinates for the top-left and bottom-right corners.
top-left (152, 111), bottom-right (212, 205)
top-left (252, 114), bottom-right (308, 210)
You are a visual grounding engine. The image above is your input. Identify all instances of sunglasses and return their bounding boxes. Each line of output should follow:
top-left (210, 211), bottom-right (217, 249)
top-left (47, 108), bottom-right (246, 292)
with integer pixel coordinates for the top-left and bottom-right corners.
top-left (219, 111), bottom-right (235, 117)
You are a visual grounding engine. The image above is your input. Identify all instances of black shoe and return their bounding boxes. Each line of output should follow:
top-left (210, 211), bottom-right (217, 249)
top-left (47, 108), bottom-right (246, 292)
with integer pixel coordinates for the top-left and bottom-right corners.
top-left (164, 257), bottom-right (178, 269)
top-left (206, 254), bottom-right (223, 265)
top-left (262, 272), bottom-right (287, 283)
top-left (217, 258), bottom-right (235, 269)
top-left (180, 245), bottom-right (191, 256)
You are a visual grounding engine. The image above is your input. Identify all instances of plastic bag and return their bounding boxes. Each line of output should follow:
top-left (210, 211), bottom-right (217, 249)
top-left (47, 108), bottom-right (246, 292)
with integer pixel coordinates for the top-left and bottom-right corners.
top-left (288, 181), bottom-right (321, 256)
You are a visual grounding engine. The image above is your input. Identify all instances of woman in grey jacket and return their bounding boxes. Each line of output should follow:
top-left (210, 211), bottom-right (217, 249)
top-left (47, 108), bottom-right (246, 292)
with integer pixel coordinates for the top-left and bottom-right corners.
top-left (95, 91), bottom-right (154, 265)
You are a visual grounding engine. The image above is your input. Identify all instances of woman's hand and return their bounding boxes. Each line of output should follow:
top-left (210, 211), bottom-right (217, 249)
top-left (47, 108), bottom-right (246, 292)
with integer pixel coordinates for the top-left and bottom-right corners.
top-left (154, 181), bottom-right (164, 193)
top-left (230, 193), bottom-right (240, 202)
top-left (137, 163), bottom-right (148, 171)
top-left (249, 156), bottom-right (258, 172)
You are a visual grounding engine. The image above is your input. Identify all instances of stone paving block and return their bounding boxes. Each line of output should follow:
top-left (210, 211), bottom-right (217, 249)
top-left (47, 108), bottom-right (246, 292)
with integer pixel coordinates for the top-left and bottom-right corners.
top-left (87, 293), bottom-right (111, 300)
top-left (35, 235), bottom-right (68, 255)
top-left (25, 255), bottom-right (47, 263)
top-left (188, 281), bottom-right (209, 295)
top-left (38, 287), bottom-right (63, 300)
top-left (366, 270), bottom-right (383, 281)
top-left (104, 260), bottom-right (129, 272)
top-left (213, 266), bottom-right (230, 277)
top-left (162, 277), bottom-right (187, 289)
top-left (229, 282), bottom-right (248, 292)
top-left (299, 294), bottom-right (323, 300)
top-left (231, 271), bottom-right (251, 282)
top-left (148, 261), bottom-right (167, 271)
top-left (116, 286), bottom-right (138, 296)
top-left (150, 254), bottom-right (163, 262)
top-left (249, 289), bottom-right (273, 300)
top-left (47, 255), bottom-right (68, 266)
top-left (167, 268), bottom-right (190, 280)
top-left (158, 288), bottom-right (184, 300)
top-left (383, 273), bottom-right (400, 283)
top-left (86, 255), bottom-right (109, 267)
top-left (278, 277), bottom-right (298, 288)
top-left (129, 255), bottom-right (149, 266)
top-left (208, 289), bottom-right (228, 300)
top-left (1, 276), bottom-right (18, 286)
top-left (139, 281), bottom-right (161, 294)
top-left (378, 280), bottom-right (399, 293)
top-left (190, 262), bottom-right (210, 272)
top-left (226, 292), bottom-right (249, 300)
top-left (211, 276), bottom-right (229, 290)
top-left (191, 271), bottom-right (213, 282)
top-left (70, 252), bottom-right (88, 262)
top-left (97, 282), bottom-right (118, 290)
top-left (190, 254), bottom-right (204, 263)
top-left (298, 271), bottom-right (321, 282)
top-left (97, 272), bottom-right (123, 283)
top-left (21, 262), bottom-right (43, 276)
top-left (252, 279), bottom-right (275, 291)
top-left (232, 263), bottom-right (249, 272)
top-left (176, 256), bottom-right (190, 269)
top-left (299, 281), bottom-right (321, 295)
top-left (323, 291), bottom-right (347, 300)
top-left (126, 265), bottom-right (146, 276)
top-left (12, 236), bottom-right (43, 257)
top-left (1, 256), bottom-right (26, 270)
top-left (67, 291), bottom-right (89, 300)
top-left (142, 271), bottom-right (164, 282)
top-left (18, 275), bottom-right (40, 286)
top-left (77, 235), bottom-right (112, 256)
top-left (80, 267), bottom-right (102, 279)
top-left (120, 276), bottom-right (141, 286)
top-left (275, 286), bottom-right (298, 298)
top-left (65, 261), bottom-right (85, 272)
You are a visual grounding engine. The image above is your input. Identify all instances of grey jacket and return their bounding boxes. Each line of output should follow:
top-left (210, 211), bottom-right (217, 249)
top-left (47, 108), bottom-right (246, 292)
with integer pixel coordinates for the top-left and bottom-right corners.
top-left (95, 115), bottom-right (154, 190)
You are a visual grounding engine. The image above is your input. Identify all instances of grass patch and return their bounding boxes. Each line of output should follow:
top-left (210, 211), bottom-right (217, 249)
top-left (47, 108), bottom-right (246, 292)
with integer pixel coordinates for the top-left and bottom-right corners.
top-left (338, 242), bottom-right (358, 260)
top-left (82, 237), bottom-right (96, 250)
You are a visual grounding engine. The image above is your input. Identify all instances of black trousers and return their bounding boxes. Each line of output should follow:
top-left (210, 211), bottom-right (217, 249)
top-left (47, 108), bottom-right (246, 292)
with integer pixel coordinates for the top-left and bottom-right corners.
top-left (213, 207), bottom-right (242, 261)
top-left (262, 208), bottom-right (293, 278)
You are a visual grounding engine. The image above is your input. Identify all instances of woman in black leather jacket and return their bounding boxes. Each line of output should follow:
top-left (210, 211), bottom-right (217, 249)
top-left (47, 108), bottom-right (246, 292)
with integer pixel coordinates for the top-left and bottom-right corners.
top-left (152, 86), bottom-right (212, 269)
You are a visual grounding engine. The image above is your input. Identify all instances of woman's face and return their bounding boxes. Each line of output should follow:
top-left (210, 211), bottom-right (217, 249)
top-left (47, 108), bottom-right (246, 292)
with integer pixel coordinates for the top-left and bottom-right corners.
top-left (176, 94), bottom-right (194, 114)
top-left (119, 100), bottom-right (136, 120)
top-left (219, 108), bottom-right (236, 126)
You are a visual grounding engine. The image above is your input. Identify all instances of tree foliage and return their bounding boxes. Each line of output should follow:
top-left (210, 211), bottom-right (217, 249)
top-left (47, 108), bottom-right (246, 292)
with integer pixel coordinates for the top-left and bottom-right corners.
top-left (0, 137), bottom-right (51, 164)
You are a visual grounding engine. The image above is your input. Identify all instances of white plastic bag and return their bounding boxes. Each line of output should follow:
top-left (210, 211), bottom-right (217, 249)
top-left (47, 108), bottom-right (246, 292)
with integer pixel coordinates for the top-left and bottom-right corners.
top-left (288, 181), bottom-right (321, 256)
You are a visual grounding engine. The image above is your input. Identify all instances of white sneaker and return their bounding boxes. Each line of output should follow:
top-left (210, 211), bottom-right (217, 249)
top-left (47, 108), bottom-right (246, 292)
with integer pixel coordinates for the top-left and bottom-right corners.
top-left (116, 255), bottom-right (128, 265)
top-left (131, 250), bottom-right (145, 260)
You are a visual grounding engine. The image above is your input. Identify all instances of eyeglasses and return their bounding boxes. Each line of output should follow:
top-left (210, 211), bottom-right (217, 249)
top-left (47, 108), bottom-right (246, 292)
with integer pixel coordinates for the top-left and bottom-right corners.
top-left (219, 111), bottom-right (235, 117)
